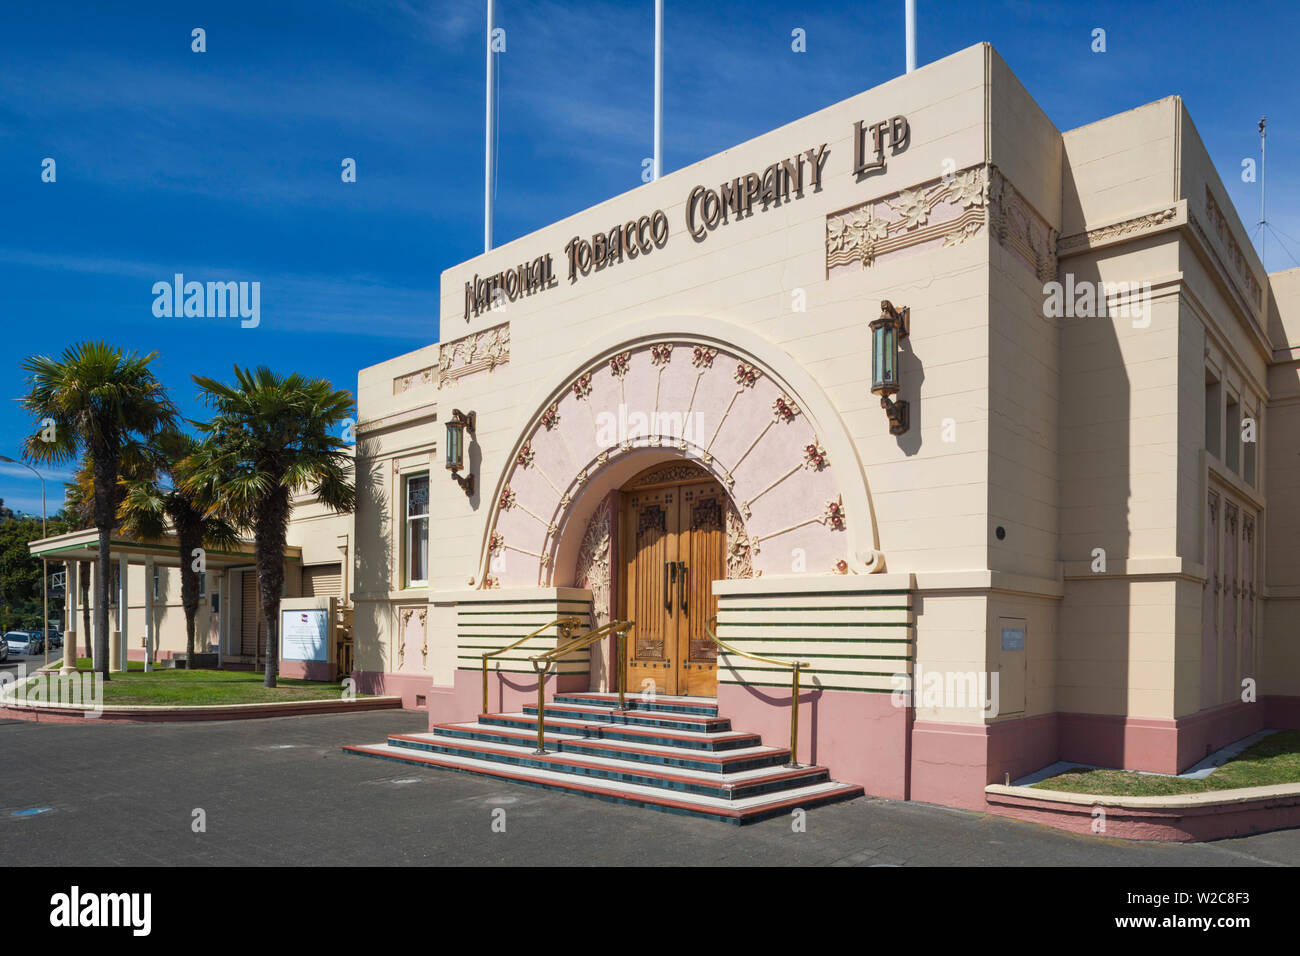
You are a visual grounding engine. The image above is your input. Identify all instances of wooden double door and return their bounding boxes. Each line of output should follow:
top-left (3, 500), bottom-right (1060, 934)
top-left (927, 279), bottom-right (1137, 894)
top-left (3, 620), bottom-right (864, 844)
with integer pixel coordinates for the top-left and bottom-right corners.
top-left (619, 475), bottom-right (725, 697)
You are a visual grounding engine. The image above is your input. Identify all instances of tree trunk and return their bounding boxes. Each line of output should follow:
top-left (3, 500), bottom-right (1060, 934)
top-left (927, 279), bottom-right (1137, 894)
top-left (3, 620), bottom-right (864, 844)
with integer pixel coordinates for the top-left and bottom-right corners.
top-left (95, 527), bottom-right (111, 680)
top-left (255, 488), bottom-right (291, 689)
top-left (177, 523), bottom-right (202, 670)
top-left (79, 560), bottom-right (92, 666)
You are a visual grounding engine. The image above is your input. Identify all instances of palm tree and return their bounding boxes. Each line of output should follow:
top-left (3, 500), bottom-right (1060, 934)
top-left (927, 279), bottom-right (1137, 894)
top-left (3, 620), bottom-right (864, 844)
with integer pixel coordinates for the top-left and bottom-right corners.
top-left (65, 452), bottom-right (148, 665)
top-left (185, 367), bottom-right (355, 688)
top-left (23, 343), bottom-right (177, 679)
top-left (118, 430), bottom-right (239, 668)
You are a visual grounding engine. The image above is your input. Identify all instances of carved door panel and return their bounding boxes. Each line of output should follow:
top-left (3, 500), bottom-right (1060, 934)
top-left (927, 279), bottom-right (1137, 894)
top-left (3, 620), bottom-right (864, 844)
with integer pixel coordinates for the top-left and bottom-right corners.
top-left (677, 482), bottom-right (723, 697)
top-left (622, 486), bottom-right (681, 696)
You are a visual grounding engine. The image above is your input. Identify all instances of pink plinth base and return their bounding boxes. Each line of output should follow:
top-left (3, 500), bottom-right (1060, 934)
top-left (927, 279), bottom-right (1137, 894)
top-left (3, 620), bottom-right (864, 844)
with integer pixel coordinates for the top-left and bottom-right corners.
top-left (351, 670), bottom-right (435, 710)
top-left (986, 789), bottom-right (1300, 842)
top-left (126, 649), bottom-right (179, 662)
top-left (427, 669), bottom-right (590, 728)
top-left (1263, 695), bottom-right (1300, 730)
top-left (910, 713), bottom-right (1063, 810)
top-left (279, 660), bottom-right (333, 681)
top-left (1058, 701), bottom-right (1265, 774)
top-left (716, 684), bottom-right (908, 800)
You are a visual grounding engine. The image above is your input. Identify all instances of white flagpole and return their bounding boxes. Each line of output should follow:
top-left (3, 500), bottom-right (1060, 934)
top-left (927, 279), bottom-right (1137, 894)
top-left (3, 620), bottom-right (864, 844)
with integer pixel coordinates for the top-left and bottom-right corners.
top-left (905, 0), bottom-right (916, 73)
top-left (653, 0), bottom-right (663, 180)
top-left (485, 0), bottom-right (495, 252)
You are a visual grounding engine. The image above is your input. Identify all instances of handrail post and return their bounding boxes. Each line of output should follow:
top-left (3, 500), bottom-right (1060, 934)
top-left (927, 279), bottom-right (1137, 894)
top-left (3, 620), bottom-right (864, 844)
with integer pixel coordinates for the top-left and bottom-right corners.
top-left (480, 615), bottom-right (580, 716)
top-left (617, 624), bottom-right (628, 711)
top-left (788, 663), bottom-right (802, 768)
top-left (531, 657), bottom-right (550, 754)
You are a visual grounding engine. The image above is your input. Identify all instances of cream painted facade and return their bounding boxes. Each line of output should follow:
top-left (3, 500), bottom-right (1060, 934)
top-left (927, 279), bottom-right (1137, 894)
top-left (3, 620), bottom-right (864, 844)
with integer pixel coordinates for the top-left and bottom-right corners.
top-left (344, 43), bottom-right (1297, 806)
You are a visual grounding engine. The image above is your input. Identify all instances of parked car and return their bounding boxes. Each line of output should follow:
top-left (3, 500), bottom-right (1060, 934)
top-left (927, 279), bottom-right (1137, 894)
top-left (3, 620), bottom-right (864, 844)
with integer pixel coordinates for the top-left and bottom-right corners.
top-left (27, 630), bottom-right (48, 653)
top-left (46, 629), bottom-right (62, 648)
top-left (3, 631), bottom-right (41, 656)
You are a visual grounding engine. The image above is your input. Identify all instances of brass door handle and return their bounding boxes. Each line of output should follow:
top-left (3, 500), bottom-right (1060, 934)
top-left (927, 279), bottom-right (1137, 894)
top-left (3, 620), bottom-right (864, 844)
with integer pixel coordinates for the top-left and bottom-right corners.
top-left (678, 561), bottom-right (687, 613)
top-left (665, 561), bottom-right (676, 613)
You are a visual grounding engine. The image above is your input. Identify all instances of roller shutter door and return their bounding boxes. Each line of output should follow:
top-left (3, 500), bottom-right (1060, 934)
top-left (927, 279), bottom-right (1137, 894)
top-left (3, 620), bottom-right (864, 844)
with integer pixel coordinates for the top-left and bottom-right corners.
top-left (240, 571), bottom-right (266, 657)
top-left (301, 564), bottom-right (343, 600)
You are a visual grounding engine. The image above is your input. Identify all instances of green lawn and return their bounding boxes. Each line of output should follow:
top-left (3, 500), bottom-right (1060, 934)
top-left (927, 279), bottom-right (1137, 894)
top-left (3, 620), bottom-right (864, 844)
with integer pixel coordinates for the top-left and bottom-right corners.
top-left (34, 663), bottom-right (357, 706)
top-left (1031, 731), bottom-right (1300, 796)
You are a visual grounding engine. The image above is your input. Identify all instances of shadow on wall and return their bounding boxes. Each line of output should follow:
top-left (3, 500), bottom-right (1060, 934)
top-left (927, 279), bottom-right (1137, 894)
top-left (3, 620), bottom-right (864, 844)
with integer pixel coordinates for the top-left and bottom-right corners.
top-left (896, 336), bottom-right (925, 458)
top-left (353, 436), bottom-right (394, 676)
top-left (1055, 157), bottom-right (1132, 771)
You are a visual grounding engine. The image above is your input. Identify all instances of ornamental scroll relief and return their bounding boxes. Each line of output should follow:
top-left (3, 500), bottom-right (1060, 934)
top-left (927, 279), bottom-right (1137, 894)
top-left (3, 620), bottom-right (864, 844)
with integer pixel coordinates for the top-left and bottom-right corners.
top-left (826, 164), bottom-right (1058, 283)
top-left (392, 322), bottom-right (511, 395)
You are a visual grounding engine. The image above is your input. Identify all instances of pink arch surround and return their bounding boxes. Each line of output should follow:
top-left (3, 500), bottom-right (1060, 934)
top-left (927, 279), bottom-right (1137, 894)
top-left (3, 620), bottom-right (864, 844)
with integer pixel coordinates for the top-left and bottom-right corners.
top-left (476, 320), bottom-right (885, 588)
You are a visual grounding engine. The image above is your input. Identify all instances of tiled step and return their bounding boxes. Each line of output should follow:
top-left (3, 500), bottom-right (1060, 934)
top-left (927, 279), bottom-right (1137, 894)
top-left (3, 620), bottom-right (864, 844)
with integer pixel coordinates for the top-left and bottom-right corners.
top-left (521, 701), bottom-right (731, 733)
top-left (552, 692), bottom-right (719, 716)
top-left (479, 712), bottom-right (760, 751)
top-left (420, 723), bottom-right (792, 773)
top-left (343, 741), bottom-right (863, 824)
top-left (387, 731), bottom-right (829, 800)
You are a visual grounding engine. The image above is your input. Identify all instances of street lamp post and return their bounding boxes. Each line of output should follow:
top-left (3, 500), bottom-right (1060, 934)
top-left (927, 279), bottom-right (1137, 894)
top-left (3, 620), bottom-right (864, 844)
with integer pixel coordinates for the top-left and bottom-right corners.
top-left (0, 455), bottom-right (48, 667)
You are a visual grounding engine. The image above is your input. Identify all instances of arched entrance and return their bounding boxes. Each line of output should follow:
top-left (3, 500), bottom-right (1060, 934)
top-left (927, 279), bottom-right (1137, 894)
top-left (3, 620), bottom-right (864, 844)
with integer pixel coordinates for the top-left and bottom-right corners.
top-left (619, 463), bottom-right (726, 697)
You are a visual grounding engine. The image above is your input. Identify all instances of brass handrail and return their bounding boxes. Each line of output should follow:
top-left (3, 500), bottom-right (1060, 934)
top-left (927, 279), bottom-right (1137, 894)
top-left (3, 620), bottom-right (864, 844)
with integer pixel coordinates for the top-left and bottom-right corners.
top-left (704, 615), bottom-right (808, 768)
top-left (529, 619), bottom-right (635, 755)
top-left (481, 616), bottom-right (583, 714)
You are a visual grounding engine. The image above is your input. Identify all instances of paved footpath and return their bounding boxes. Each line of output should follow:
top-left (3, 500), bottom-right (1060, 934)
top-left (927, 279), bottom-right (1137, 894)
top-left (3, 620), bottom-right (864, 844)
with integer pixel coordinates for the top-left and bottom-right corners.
top-left (2, 711), bottom-right (1298, 866)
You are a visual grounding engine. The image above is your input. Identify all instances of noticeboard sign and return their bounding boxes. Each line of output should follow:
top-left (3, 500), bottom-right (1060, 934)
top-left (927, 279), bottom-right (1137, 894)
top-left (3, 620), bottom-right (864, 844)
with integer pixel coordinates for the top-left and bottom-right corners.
top-left (281, 607), bottom-right (329, 662)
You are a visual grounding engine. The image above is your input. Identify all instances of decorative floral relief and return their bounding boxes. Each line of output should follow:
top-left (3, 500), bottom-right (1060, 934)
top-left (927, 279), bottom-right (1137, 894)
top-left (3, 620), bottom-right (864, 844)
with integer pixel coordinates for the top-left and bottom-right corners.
top-left (572, 373), bottom-right (592, 399)
top-left (726, 503), bottom-right (753, 580)
top-left (827, 166), bottom-right (988, 271)
top-left (650, 343), bottom-right (674, 366)
top-left (692, 346), bottom-right (717, 369)
top-left (575, 501), bottom-right (612, 628)
top-left (488, 530), bottom-right (504, 553)
top-left (608, 351), bottom-right (631, 378)
top-left (822, 497), bottom-right (846, 531)
top-left (482, 576), bottom-right (499, 589)
top-left (393, 366), bottom-right (436, 395)
top-left (540, 402), bottom-right (560, 430)
top-left (834, 559), bottom-right (849, 574)
top-left (734, 363), bottom-right (761, 387)
top-left (498, 486), bottom-right (516, 511)
top-left (772, 395), bottom-right (800, 422)
top-left (515, 441), bottom-right (535, 468)
top-left (438, 322), bottom-right (510, 390)
top-left (803, 442), bottom-right (828, 470)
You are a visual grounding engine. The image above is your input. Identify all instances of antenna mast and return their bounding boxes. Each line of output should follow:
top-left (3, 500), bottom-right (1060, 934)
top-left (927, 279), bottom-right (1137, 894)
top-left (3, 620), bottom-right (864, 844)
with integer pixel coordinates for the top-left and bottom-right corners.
top-left (1259, 116), bottom-right (1266, 269)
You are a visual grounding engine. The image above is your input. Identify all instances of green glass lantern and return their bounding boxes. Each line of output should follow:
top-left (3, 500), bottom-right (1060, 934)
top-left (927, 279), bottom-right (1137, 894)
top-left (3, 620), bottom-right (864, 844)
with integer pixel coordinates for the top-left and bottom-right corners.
top-left (445, 409), bottom-right (476, 496)
top-left (870, 300), bottom-right (910, 435)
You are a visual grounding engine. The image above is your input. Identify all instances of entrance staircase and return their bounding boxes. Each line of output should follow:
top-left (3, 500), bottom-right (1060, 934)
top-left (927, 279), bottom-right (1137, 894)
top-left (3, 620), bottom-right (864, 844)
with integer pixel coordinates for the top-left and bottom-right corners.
top-left (344, 691), bottom-right (863, 825)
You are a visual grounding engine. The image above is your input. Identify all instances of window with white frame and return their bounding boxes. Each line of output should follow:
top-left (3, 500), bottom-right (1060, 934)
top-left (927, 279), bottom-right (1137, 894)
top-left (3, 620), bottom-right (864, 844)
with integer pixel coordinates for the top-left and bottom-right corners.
top-left (405, 474), bottom-right (430, 587)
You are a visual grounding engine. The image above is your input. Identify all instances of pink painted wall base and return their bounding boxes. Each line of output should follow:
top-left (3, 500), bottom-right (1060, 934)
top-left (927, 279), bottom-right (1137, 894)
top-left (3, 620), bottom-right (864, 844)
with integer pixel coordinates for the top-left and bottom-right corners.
top-left (717, 684), bottom-right (909, 800)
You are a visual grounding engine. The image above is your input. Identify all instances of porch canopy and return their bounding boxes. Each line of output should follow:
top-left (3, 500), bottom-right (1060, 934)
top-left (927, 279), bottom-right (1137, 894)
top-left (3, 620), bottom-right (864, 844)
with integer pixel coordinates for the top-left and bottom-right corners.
top-left (28, 528), bottom-right (302, 672)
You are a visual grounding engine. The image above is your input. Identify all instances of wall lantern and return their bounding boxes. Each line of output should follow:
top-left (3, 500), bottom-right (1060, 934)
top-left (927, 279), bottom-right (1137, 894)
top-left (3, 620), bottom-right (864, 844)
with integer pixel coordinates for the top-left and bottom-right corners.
top-left (870, 299), bottom-right (910, 435)
top-left (445, 408), bottom-right (476, 497)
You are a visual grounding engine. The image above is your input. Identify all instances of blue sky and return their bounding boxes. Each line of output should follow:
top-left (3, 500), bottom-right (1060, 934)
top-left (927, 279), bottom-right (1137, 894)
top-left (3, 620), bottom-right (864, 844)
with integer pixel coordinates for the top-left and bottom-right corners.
top-left (2, 0), bottom-right (1298, 514)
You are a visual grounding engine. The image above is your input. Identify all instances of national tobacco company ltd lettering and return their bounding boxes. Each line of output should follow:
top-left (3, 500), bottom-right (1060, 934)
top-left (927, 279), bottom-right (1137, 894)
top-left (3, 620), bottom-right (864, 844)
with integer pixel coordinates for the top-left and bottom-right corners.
top-left (564, 210), bottom-right (669, 282)
top-left (464, 254), bottom-right (557, 321)
top-left (685, 144), bottom-right (828, 242)
top-left (461, 114), bottom-right (909, 320)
